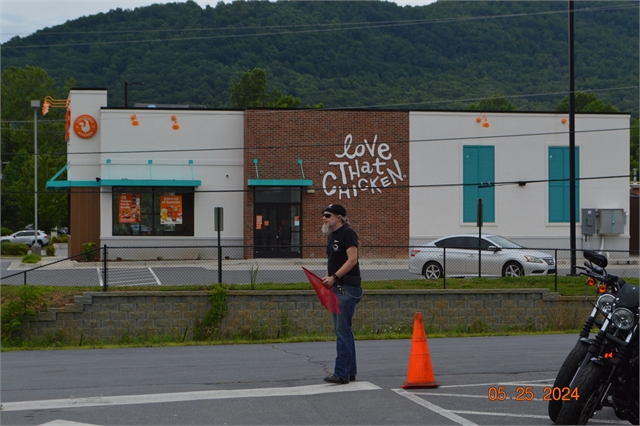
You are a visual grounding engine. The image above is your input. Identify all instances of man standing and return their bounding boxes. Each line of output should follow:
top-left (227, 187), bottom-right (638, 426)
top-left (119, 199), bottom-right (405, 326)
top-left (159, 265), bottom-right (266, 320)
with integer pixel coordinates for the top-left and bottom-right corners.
top-left (321, 204), bottom-right (363, 385)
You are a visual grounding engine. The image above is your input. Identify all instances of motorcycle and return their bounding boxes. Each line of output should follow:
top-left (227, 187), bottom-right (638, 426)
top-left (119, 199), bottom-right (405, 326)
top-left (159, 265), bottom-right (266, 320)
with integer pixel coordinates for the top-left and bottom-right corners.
top-left (554, 256), bottom-right (639, 425)
top-left (548, 250), bottom-right (624, 423)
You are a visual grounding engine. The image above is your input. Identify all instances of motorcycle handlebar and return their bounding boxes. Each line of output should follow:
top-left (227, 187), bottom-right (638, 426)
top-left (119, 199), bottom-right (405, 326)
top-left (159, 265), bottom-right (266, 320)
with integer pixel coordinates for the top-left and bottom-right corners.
top-left (577, 266), bottom-right (607, 283)
top-left (578, 264), bottom-right (621, 292)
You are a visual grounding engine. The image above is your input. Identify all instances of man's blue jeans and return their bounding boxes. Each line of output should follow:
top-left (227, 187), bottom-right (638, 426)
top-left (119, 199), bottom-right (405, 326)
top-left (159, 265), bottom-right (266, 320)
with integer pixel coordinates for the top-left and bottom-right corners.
top-left (331, 285), bottom-right (363, 380)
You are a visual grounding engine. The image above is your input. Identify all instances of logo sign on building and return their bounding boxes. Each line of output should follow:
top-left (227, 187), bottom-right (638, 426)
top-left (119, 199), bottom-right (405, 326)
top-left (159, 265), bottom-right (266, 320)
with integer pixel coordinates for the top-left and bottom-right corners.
top-left (73, 114), bottom-right (98, 139)
top-left (323, 134), bottom-right (404, 199)
top-left (160, 195), bottom-right (183, 225)
top-left (118, 194), bottom-right (140, 224)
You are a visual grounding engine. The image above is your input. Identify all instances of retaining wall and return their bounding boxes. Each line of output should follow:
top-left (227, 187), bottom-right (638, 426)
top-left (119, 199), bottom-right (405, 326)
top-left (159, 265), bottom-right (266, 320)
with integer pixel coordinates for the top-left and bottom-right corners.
top-left (24, 290), bottom-right (593, 342)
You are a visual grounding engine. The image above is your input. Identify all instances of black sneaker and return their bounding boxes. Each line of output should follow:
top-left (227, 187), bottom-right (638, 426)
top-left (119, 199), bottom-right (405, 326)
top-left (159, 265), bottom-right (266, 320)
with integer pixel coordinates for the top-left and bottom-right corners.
top-left (349, 375), bottom-right (356, 382)
top-left (323, 374), bottom-right (349, 384)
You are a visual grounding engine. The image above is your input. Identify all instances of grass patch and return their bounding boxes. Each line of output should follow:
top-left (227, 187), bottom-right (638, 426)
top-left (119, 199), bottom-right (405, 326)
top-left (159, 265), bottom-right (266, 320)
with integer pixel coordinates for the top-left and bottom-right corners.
top-left (21, 254), bottom-right (42, 264)
top-left (2, 275), bottom-right (633, 310)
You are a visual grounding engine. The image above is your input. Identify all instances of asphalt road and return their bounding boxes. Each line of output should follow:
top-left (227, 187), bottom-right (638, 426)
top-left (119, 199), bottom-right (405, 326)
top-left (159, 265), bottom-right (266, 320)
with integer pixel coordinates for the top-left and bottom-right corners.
top-left (0, 334), bottom-right (629, 425)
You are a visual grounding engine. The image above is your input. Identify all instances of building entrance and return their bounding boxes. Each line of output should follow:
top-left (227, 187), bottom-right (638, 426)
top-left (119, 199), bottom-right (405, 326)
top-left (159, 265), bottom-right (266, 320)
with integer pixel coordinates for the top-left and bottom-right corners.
top-left (253, 188), bottom-right (302, 258)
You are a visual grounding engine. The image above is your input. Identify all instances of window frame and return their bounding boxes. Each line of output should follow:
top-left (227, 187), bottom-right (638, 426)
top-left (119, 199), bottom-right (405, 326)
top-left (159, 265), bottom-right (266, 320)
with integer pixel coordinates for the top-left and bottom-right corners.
top-left (111, 187), bottom-right (195, 236)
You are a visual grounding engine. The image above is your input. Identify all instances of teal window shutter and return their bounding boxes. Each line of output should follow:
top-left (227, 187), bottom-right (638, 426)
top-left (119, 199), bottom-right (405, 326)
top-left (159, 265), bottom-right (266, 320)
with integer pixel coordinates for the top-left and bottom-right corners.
top-left (463, 146), bottom-right (495, 222)
top-left (548, 146), bottom-right (580, 222)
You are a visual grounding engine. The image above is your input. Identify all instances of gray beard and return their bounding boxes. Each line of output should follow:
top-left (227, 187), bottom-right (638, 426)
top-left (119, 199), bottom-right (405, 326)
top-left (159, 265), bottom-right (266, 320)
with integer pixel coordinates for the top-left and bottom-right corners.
top-left (322, 223), bottom-right (330, 235)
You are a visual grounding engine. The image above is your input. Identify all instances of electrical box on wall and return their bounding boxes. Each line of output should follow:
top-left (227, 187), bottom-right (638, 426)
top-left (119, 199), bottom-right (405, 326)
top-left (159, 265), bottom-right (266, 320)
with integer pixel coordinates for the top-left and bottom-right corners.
top-left (581, 209), bottom-right (597, 235)
top-left (598, 209), bottom-right (626, 235)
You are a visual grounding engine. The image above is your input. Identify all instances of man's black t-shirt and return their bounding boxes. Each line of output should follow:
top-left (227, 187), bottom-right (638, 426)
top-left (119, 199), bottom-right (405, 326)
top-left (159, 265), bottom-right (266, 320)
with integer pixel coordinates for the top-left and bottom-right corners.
top-left (326, 225), bottom-right (360, 278)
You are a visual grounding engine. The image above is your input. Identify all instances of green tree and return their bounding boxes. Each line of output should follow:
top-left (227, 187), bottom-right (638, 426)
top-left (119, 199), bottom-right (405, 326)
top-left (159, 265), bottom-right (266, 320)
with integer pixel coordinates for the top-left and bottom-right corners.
top-left (1, 66), bottom-right (72, 233)
top-left (555, 92), bottom-right (618, 113)
top-left (230, 68), bottom-right (301, 108)
top-left (465, 94), bottom-right (518, 111)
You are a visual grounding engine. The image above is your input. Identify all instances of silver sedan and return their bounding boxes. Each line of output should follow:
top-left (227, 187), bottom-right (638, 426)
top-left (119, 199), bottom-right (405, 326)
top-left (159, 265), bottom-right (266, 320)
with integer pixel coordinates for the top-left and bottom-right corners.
top-left (0, 230), bottom-right (49, 247)
top-left (409, 234), bottom-right (556, 279)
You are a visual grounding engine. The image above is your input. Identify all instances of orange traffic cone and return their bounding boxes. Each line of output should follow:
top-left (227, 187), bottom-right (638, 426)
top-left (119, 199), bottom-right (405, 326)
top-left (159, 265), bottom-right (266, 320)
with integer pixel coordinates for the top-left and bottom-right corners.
top-left (401, 312), bottom-right (439, 389)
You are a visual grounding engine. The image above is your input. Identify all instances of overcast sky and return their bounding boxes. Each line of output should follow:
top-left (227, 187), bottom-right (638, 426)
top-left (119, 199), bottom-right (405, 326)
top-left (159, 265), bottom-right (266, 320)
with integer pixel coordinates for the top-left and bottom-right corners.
top-left (1, 0), bottom-right (437, 44)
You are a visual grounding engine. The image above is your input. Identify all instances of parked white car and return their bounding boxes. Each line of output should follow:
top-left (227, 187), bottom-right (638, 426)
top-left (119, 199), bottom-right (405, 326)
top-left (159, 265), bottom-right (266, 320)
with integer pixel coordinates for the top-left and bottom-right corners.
top-left (0, 230), bottom-right (49, 247)
top-left (409, 234), bottom-right (556, 279)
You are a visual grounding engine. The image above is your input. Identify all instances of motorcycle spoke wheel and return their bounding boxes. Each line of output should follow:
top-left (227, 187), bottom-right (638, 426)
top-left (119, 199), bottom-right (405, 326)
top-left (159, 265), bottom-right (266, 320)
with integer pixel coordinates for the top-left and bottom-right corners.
top-left (555, 362), bottom-right (604, 425)
top-left (548, 340), bottom-right (590, 422)
top-left (578, 388), bottom-right (601, 425)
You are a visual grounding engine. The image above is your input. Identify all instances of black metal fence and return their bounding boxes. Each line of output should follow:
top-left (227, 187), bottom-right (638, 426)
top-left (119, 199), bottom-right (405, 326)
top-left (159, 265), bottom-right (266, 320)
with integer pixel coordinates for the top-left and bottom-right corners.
top-left (1, 245), bottom-right (638, 291)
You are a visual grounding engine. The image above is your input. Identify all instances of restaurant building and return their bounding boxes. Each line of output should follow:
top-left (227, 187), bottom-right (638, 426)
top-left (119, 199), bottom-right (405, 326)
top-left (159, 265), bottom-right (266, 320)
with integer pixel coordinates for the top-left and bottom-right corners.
top-left (48, 88), bottom-right (631, 258)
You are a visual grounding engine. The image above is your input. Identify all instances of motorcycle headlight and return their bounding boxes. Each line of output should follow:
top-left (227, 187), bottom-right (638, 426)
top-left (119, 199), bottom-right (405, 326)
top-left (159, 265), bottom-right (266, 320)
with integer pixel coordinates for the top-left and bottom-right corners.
top-left (611, 307), bottom-right (635, 330)
top-left (596, 294), bottom-right (616, 315)
top-left (523, 255), bottom-right (543, 263)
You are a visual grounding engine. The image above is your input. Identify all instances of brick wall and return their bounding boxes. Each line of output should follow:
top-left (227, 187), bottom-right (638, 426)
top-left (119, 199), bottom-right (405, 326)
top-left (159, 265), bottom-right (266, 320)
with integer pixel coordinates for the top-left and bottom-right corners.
top-left (24, 290), bottom-right (592, 343)
top-left (244, 109), bottom-right (410, 259)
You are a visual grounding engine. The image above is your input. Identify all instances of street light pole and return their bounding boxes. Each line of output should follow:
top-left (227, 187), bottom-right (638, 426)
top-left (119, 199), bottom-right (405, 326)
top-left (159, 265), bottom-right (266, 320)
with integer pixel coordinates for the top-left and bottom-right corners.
top-left (31, 100), bottom-right (41, 256)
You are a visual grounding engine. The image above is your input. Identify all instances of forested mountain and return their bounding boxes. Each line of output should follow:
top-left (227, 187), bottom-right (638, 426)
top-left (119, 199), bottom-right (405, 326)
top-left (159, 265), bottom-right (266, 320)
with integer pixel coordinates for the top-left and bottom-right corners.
top-left (1, 0), bottom-right (638, 115)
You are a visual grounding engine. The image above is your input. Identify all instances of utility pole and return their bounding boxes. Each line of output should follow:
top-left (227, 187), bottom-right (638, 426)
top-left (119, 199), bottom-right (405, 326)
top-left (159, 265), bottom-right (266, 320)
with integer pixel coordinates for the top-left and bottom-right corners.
top-left (31, 100), bottom-right (41, 256)
top-left (569, 1), bottom-right (577, 275)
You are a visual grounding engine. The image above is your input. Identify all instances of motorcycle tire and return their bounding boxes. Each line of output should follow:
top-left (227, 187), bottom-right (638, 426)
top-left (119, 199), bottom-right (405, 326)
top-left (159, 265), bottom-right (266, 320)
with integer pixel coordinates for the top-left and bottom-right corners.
top-left (548, 340), bottom-right (590, 423)
top-left (555, 362), bottom-right (604, 425)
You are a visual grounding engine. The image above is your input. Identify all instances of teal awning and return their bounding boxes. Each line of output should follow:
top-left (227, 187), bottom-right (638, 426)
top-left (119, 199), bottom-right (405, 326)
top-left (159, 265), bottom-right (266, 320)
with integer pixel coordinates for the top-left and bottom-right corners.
top-left (46, 162), bottom-right (201, 189)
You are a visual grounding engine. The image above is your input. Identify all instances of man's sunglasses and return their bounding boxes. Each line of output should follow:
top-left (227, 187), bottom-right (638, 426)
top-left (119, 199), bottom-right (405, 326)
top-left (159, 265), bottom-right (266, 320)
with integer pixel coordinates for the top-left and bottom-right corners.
top-left (323, 213), bottom-right (333, 218)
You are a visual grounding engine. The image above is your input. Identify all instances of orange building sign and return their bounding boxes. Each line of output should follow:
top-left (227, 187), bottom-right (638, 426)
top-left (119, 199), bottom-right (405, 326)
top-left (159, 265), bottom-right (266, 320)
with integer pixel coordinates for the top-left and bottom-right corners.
top-left (73, 114), bottom-right (98, 138)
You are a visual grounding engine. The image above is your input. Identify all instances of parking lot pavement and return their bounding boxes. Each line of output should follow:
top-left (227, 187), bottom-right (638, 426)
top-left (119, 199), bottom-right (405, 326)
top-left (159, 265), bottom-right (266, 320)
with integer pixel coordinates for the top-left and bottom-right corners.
top-left (0, 335), bottom-right (629, 425)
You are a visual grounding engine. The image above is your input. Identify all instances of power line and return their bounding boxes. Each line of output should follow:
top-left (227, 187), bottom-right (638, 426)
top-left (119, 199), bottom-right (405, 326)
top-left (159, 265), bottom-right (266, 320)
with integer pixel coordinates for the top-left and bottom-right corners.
top-left (3, 3), bottom-right (636, 49)
top-left (0, 125), bottom-right (633, 158)
top-left (1, 174), bottom-right (631, 196)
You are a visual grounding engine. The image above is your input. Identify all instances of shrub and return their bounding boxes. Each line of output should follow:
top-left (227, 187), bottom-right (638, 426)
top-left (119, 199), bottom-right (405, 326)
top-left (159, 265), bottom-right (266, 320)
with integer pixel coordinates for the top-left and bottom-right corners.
top-left (46, 245), bottom-right (56, 256)
top-left (81, 242), bottom-right (98, 261)
top-left (193, 284), bottom-right (228, 340)
top-left (51, 234), bottom-right (68, 244)
top-left (1, 242), bottom-right (29, 256)
top-left (1, 285), bottom-right (47, 338)
top-left (22, 254), bottom-right (42, 264)
top-left (1, 227), bottom-right (13, 236)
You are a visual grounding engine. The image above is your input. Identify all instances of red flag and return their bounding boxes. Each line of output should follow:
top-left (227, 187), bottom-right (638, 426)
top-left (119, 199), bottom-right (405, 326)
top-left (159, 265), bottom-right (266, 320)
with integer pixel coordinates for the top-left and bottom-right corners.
top-left (302, 267), bottom-right (341, 314)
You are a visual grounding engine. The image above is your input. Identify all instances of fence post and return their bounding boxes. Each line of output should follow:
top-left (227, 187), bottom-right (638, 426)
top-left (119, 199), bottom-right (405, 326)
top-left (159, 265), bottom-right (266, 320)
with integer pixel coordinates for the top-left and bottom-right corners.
top-left (443, 247), bottom-right (446, 289)
top-left (103, 244), bottom-right (108, 291)
top-left (554, 249), bottom-right (558, 293)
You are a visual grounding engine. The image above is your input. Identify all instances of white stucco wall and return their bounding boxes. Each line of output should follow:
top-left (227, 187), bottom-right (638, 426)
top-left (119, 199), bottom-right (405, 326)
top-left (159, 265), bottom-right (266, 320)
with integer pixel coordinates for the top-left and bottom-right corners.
top-left (409, 111), bottom-right (630, 250)
top-left (66, 89), bottom-right (108, 181)
top-left (97, 108), bottom-right (245, 246)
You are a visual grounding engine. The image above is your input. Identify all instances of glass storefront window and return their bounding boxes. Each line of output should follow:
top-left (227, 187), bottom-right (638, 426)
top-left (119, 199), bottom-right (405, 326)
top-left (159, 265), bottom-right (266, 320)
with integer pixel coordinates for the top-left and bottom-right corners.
top-left (112, 187), bottom-right (194, 236)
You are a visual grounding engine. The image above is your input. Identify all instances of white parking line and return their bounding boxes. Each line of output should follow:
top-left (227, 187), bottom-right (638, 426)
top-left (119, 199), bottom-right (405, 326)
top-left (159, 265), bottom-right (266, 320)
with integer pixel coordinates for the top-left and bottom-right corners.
top-left (2, 382), bottom-right (381, 412)
top-left (395, 379), bottom-right (624, 425)
top-left (439, 378), bottom-right (554, 388)
top-left (393, 388), bottom-right (479, 426)
top-left (412, 392), bottom-right (524, 400)
top-left (451, 410), bottom-right (623, 424)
